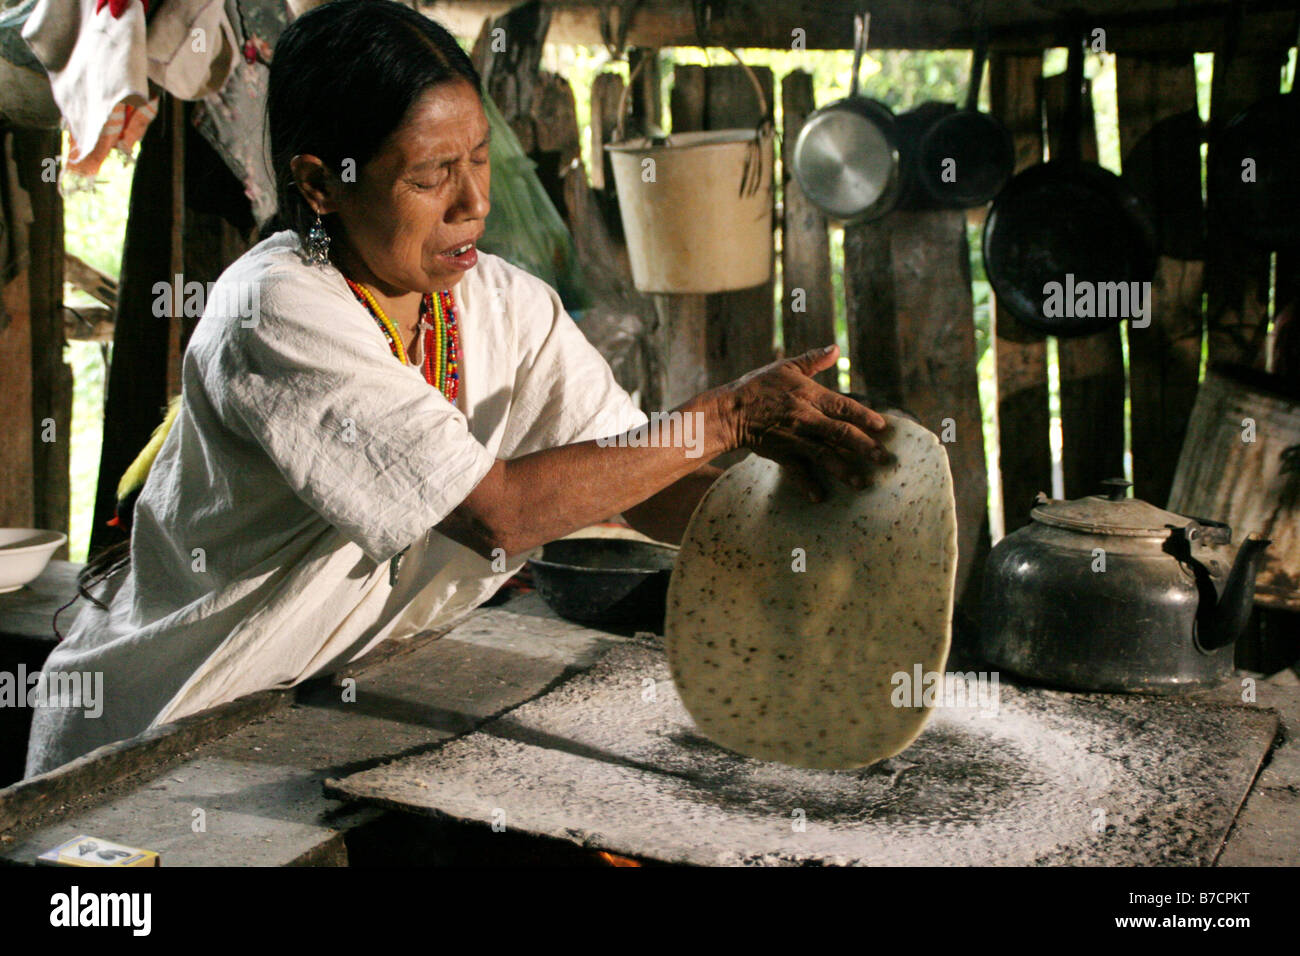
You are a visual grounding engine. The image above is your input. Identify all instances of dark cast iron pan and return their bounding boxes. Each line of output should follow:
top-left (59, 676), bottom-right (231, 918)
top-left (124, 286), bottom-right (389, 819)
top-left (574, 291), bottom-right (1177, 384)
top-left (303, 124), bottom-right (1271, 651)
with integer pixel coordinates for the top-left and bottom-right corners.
top-left (1205, 2), bottom-right (1300, 251)
top-left (982, 29), bottom-right (1158, 338)
top-left (907, 36), bottom-right (1015, 209)
top-left (1121, 108), bottom-right (1208, 261)
top-left (1207, 92), bottom-right (1300, 250)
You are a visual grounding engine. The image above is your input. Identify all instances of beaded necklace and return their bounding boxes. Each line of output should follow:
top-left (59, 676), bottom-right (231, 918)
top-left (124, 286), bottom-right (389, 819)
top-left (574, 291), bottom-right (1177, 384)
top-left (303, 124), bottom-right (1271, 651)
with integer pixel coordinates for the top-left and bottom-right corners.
top-left (343, 277), bottom-right (463, 588)
top-left (344, 278), bottom-right (461, 404)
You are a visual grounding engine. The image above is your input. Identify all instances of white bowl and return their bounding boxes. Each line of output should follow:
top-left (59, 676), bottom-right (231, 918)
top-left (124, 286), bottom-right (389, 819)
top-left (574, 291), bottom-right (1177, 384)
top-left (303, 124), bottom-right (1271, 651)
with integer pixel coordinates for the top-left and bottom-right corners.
top-left (0, 529), bottom-right (67, 593)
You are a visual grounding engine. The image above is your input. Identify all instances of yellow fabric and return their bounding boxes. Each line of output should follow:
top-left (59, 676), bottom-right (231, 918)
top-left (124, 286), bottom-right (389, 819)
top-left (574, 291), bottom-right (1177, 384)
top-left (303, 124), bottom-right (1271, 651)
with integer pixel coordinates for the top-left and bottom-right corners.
top-left (116, 395), bottom-right (182, 502)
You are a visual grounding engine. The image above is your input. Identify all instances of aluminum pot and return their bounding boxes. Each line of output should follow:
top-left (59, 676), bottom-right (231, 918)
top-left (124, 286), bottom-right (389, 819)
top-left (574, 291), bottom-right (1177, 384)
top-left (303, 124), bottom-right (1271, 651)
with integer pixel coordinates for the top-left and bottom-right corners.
top-left (791, 12), bottom-right (901, 223)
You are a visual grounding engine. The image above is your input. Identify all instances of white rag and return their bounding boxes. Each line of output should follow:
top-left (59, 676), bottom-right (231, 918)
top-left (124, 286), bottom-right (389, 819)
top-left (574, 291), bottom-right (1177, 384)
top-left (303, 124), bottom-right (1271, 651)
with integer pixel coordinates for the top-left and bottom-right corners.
top-left (21, 0), bottom-right (235, 171)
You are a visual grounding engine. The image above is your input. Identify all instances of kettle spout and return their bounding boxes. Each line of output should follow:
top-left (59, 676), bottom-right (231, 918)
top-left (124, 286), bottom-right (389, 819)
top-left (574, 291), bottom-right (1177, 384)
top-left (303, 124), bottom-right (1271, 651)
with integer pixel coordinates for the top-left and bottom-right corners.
top-left (1200, 533), bottom-right (1271, 651)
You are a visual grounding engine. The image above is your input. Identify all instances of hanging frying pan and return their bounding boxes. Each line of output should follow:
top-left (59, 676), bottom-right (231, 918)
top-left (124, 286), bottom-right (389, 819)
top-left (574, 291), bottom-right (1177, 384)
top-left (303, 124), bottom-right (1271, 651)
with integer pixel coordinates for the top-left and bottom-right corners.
top-left (1120, 108), bottom-right (1207, 260)
top-left (791, 12), bottom-right (902, 223)
top-left (1205, 2), bottom-right (1300, 250)
top-left (982, 29), bottom-right (1158, 338)
top-left (1207, 93), bottom-right (1300, 250)
top-left (910, 36), bottom-right (1015, 208)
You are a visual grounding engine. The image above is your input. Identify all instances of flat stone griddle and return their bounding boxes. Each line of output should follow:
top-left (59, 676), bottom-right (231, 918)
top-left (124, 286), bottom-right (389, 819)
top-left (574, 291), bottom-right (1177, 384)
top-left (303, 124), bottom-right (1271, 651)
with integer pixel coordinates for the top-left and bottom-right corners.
top-left (327, 641), bottom-right (1278, 866)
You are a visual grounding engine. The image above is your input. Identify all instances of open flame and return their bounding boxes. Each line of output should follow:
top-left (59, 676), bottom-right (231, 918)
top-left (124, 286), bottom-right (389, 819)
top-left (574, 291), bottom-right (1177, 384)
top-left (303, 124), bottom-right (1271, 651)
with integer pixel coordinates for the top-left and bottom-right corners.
top-left (596, 850), bottom-right (642, 867)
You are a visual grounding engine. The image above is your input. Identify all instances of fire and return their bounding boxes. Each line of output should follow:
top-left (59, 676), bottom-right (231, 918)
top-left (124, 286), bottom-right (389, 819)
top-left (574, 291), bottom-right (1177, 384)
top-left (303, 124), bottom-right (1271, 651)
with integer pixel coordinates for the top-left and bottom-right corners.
top-left (596, 850), bottom-right (641, 867)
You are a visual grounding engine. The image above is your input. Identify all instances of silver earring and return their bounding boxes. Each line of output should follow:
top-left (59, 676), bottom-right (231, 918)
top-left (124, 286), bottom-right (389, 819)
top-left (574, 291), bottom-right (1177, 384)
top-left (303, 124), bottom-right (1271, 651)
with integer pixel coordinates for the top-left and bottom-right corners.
top-left (305, 213), bottom-right (330, 265)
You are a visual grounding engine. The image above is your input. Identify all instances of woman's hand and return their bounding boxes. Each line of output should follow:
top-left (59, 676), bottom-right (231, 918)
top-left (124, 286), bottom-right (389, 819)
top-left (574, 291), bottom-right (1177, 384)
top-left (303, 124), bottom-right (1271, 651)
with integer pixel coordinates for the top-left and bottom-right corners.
top-left (716, 344), bottom-right (889, 502)
top-left (439, 344), bottom-right (886, 560)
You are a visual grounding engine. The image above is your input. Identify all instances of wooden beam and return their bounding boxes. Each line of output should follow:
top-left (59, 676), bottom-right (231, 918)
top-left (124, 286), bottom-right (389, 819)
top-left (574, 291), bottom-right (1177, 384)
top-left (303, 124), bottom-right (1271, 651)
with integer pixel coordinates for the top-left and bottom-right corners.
top-left (1115, 53), bottom-right (1204, 507)
top-left (1043, 70), bottom-right (1126, 500)
top-left (844, 209), bottom-right (990, 632)
top-left (62, 305), bottom-right (114, 342)
top-left (589, 71), bottom-right (624, 192)
top-left (473, 0), bottom-right (553, 154)
top-left (628, 47), bottom-right (662, 137)
top-left (13, 128), bottom-right (70, 555)
top-left (427, 0), bottom-right (1299, 54)
top-left (651, 63), bottom-right (708, 410)
top-left (0, 268), bottom-right (34, 529)
top-left (63, 252), bottom-right (117, 309)
top-left (780, 70), bottom-right (835, 387)
top-left (701, 62), bottom-right (776, 392)
top-left (989, 52), bottom-right (1051, 532)
top-left (1204, 28), bottom-right (1287, 369)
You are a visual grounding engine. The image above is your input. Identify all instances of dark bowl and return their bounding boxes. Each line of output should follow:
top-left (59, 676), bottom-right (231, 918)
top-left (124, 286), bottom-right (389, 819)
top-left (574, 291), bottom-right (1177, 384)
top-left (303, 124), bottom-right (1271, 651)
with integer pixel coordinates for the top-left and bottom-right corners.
top-left (527, 538), bottom-right (678, 632)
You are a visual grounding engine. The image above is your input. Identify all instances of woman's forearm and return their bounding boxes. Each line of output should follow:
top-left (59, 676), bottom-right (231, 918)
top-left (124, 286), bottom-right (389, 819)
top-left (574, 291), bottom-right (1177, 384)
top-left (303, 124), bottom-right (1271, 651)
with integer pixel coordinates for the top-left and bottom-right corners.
top-left (623, 464), bottom-right (725, 544)
top-left (437, 391), bottom-right (735, 559)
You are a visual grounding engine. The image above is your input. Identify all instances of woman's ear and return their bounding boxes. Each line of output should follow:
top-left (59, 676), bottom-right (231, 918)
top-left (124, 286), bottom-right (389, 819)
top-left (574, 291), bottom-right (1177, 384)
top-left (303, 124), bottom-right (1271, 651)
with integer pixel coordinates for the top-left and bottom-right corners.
top-left (289, 154), bottom-right (337, 215)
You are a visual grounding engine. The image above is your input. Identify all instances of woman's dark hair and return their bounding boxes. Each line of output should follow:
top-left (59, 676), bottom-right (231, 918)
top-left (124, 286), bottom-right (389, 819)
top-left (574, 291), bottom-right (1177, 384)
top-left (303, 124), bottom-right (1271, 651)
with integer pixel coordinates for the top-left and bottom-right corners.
top-left (267, 0), bottom-right (482, 239)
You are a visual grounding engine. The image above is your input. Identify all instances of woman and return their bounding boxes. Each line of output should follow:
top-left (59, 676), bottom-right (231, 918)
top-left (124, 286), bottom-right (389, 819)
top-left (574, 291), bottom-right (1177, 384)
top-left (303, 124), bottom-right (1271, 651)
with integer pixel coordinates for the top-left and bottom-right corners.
top-left (24, 0), bottom-right (886, 777)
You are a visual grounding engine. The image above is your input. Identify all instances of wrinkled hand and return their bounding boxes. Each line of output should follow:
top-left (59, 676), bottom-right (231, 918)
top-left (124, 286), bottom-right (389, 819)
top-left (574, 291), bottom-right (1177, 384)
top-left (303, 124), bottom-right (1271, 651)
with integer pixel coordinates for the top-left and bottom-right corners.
top-left (720, 344), bottom-right (890, 502)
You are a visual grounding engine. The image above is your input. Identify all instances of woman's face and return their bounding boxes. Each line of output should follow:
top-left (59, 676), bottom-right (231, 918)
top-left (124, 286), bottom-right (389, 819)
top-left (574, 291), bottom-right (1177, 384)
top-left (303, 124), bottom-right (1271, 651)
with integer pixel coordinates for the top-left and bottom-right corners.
top-left (327, 78), bottom-right (491, 294)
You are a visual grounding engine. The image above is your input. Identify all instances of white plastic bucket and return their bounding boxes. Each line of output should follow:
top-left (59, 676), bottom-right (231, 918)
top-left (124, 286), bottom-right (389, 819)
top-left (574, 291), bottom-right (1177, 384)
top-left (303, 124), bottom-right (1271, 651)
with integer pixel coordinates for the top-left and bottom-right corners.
top-left (605, 52), bottom-right (773, 294)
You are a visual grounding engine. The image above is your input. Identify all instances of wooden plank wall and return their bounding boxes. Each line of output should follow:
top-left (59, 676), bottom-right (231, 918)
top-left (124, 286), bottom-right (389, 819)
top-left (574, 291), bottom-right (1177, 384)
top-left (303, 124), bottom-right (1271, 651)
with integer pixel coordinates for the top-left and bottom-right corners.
top-left (1115, 54), bottom-right (1204, 507)
top-left (1043, 71), bottom-right (1127, 499)
top-left (988, 52), bottom-right (1052, 530)
top-left (653, 58), bottom-right (777, 412)
top-left (843, 211), bottom-right (989, 631)
top-left (780, 70), bottom-right (836, 388)
top-left (1, 129), bottom-right (70, 556)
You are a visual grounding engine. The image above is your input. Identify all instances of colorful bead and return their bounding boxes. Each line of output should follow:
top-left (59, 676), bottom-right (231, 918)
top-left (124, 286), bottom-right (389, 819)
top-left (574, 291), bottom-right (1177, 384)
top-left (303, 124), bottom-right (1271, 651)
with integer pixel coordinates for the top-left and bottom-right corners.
top-left (344, 277), bottom-right (460, 404)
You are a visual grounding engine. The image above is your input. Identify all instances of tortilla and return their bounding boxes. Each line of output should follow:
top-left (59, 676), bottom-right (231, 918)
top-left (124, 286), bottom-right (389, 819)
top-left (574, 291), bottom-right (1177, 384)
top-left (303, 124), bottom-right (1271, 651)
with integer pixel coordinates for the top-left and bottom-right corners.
top-left (664, 414), bottom-right (958, 770)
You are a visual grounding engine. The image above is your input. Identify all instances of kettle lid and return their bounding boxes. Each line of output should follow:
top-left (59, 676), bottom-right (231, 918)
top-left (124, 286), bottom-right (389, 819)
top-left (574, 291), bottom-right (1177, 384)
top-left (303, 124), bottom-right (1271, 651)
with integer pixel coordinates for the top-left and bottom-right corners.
top-left (1030, 479), bottom-right (1193, 537)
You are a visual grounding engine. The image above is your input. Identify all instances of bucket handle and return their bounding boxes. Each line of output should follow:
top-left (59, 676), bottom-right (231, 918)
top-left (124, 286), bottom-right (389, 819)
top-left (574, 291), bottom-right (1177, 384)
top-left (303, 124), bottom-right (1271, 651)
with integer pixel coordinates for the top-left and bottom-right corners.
top-left (612, 46), bottom-right (770, 143)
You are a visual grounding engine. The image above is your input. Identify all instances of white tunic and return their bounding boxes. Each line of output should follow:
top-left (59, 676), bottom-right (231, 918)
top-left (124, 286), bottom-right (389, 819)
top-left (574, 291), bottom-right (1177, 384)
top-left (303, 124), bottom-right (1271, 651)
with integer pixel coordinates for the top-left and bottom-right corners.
top-left (24, 231), bottom-right (648, 777)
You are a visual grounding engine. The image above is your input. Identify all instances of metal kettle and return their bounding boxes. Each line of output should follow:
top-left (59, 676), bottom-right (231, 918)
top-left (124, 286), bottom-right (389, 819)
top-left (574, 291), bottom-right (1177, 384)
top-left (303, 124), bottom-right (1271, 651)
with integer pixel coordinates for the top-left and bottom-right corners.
top-left (979, 479), bottom-right (1271, 693)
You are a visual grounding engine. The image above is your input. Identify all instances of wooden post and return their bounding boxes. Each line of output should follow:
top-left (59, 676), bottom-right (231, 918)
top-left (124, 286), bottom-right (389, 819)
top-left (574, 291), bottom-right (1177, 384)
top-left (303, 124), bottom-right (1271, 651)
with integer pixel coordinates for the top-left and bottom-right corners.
top-left (1043, 70), bottom-right (1126, 499)
top-left (1115, 54), bottom-right (1204, 508)
top-left (627, 47), bottom-right (662, 137)
top-left (0, 136), bottom-right (34, 531)
top-left (844, 213), bottom-right (989, 631)
top-left (12, 128), bottom-right (70, 555)
top-left (780, 70), bottom-right (835, 387)
top-left (531, 71), bottom-right (585, 224)
top-left (652, 63), bottom-right (708, 410)
top-left (988, 53), bottom-right (1051, 532)
top-left (701, 62), bottom-right (776, 389)
top-left (1205, 27), bottom-right (1286, 369)
top-left (472, 0), bottom-right (552, 152)
top-left (167, 95), bottom-right (186, 399)
top-left (589, 72), bottom-right (623, 190)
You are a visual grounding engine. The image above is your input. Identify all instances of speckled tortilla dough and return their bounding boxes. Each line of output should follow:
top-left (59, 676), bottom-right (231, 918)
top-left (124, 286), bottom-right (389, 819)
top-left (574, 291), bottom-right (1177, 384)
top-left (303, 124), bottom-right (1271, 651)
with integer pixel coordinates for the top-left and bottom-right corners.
top-left (665, 414), bottom-right (959, 770)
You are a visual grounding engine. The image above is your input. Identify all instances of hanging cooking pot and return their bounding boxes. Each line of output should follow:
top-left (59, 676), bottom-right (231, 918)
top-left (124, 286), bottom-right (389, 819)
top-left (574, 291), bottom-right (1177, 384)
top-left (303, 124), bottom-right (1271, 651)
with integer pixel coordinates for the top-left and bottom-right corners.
top-left (791, 12), bottom-right (902, 223)
top-left (900, 36), bottom-right (1014, 209)
top-left (982, 29), bottom-right (1158, 338)
top-left (979, 478), bottom-right (1272, 693)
